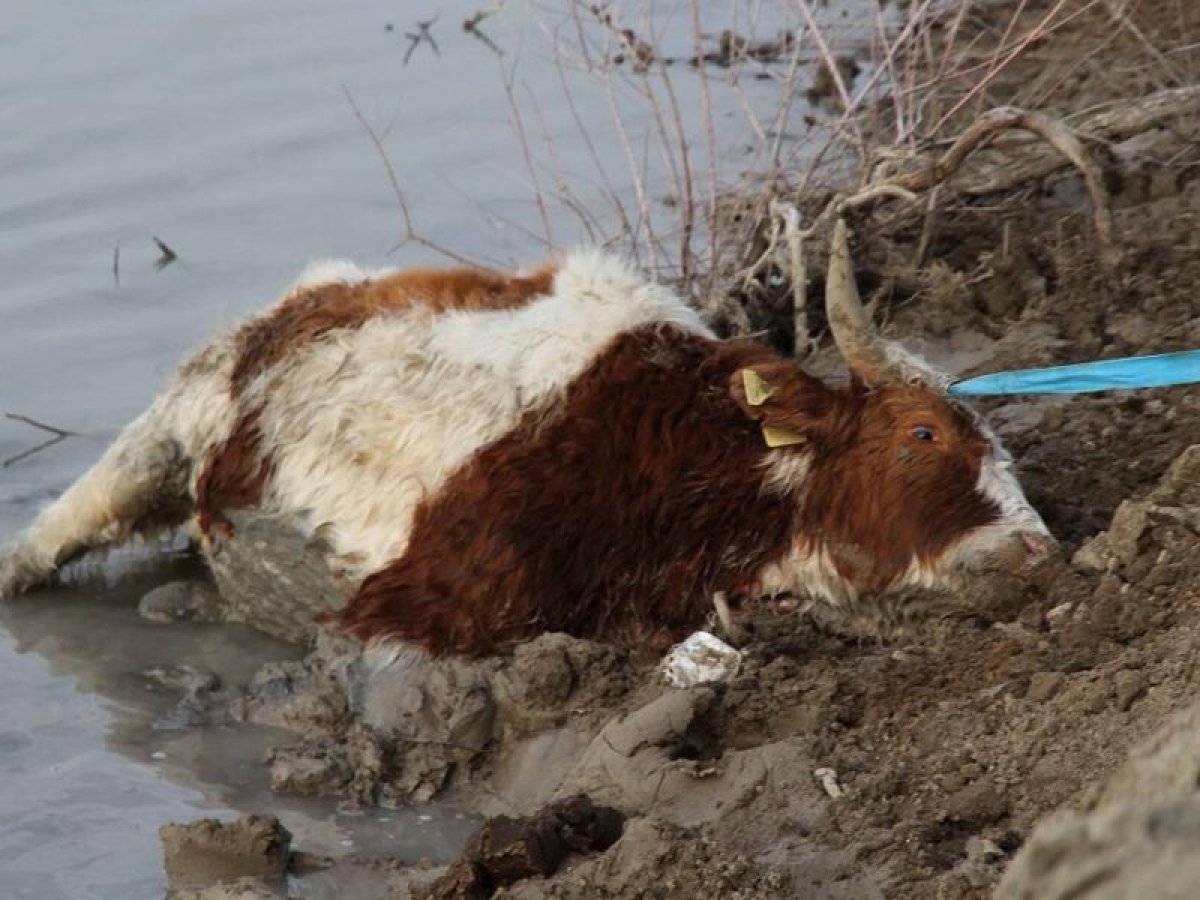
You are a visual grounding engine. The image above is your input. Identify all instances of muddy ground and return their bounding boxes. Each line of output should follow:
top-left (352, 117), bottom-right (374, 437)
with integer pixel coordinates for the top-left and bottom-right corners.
top-left (147, 2), bottom-right (1200, 897)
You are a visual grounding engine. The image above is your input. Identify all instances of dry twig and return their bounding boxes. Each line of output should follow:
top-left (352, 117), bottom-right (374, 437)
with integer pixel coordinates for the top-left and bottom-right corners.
top-left (403, 16), bottom-right (440, 66)
top-left (341, 87), bottom-right (478, 266)
top-left (845, 107), bottom-right (1117, 263)
top-left (153, 236), bottom-right (177, 271)
top-left (463, 2), bottom-right (505, 56)
top-left (4, 413), bottom-right (79, 468)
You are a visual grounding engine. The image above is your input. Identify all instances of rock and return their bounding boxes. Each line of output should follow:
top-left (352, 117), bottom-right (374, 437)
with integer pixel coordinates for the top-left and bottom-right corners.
top-left (1106, 500), bottom-right (1152, 566)
top-left (1071, 445), bottom-right (1200, 578)
top-left (1070, 535), bottom-right (1113, 574)
top-left (1114, 670), bottom-right (1147, 711)
top-left (997, 701), bottom-right (1200, 899)
top-left (206, 510), bottom-right (349, 644)
top-left (1026, 672), bottom-right (1065, 703)
top-left (945, 779), bottom-right (1007, 826)
top-left (160, 815), bottom-right (291, 890)
top-left (1152, 444), bottom-right (1200, 506)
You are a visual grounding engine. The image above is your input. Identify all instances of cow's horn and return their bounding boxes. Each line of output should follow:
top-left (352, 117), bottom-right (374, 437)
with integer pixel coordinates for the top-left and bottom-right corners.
top-left (825, 217), bottom-right (893, 384)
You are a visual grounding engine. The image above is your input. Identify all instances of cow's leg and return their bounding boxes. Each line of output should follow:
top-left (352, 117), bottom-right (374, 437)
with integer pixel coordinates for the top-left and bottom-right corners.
top-left (0, 408), bottom-right (193, 598)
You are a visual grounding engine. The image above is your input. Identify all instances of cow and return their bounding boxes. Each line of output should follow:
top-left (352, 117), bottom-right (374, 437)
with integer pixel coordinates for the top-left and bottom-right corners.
top-left (0, 220), bottom-right (1054, 656)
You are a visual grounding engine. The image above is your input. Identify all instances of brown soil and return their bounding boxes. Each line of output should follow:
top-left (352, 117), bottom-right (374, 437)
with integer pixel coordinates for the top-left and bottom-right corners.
top-left (160, 2), bottom-right (1200, 898)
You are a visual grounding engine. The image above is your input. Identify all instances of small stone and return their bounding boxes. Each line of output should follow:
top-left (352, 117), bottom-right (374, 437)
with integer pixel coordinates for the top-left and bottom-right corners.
top-left (1156, 444), bottom-right (1200, 505)
top-left (1026, 672), bottom-right (1065, 703)
top-left (1082, 684), bottom-right (1110, 715)
top-left (1114, 670), bottom-right (1147, 711)
top-left (946, 780), bottom-right (1008, 825)
top-left (1071, 536), bottom-right (1113, 574)
top-left (1107, 501), bottom-right (1152, 566)
top-left (138, 579), bottom-right (223, 624)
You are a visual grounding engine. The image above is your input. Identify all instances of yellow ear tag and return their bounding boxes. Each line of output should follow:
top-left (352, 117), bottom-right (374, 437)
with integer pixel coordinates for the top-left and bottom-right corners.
top-left (762, 425), bottom-right (806, 448)
top-left (742, 369), bottom-right (776, 407)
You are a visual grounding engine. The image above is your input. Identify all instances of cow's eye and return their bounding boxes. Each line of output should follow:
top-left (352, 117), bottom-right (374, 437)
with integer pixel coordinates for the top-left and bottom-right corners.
top-left (911, 424), bottom-right (938, 443)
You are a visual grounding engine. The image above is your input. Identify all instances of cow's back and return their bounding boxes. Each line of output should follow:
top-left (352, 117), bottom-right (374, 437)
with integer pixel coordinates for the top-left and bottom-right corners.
top-left (197, 251), bottom-right (712, 581)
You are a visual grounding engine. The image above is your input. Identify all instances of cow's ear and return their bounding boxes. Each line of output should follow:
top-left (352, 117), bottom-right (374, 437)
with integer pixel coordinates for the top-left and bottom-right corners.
top-left (729, 364), bottom-right (833, 448)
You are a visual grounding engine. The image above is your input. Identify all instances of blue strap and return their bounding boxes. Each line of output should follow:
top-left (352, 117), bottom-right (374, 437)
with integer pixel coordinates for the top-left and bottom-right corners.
top-left (948, 349), bottom-right (1200, 397)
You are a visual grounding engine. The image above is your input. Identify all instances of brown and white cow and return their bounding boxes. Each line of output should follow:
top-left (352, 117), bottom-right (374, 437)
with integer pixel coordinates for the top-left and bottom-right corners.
top-left (0, 221), bottom-right (1053, 655)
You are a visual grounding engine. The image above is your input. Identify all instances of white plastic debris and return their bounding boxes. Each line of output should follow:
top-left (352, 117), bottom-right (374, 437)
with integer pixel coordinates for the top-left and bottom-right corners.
top-left (814, 767), bottom-right (845, 799)
top-left (661, 631), bottom-right (743, 688)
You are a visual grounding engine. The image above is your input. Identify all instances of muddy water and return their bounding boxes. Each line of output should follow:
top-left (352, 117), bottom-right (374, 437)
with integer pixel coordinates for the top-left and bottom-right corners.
top-left (0, 0), bottom-right (876, 895)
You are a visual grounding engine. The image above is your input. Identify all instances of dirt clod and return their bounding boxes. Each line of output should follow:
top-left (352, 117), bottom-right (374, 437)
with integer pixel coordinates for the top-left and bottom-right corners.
top-left (423, 796), bottom-right (625, 900)
top-left (160, 815), bottom-right (291, 891)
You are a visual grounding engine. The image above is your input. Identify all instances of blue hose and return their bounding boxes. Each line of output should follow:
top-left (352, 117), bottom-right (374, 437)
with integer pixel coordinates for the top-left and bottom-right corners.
top-left (948, 349), bottom-right (1200, 397)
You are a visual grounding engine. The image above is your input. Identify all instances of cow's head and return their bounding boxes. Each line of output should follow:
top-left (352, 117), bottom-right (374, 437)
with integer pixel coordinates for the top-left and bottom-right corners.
top-left (732, 219), bottom-right (1054, 606)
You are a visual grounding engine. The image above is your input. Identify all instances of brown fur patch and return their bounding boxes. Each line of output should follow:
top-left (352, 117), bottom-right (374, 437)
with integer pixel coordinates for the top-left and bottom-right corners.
top-left (797, 383), bottom-right (999, 591)
top-left (332, 330), bottom-right (1005, 657)
top-left (194, 409), bottom-right (271, 539)
top-left (332, 326), bottom-right (802, 657)
top-left (230, 263), bottom-right (556, 395)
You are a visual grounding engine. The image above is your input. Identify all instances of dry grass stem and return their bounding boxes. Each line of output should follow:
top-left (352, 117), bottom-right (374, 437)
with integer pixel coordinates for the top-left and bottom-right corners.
top-left (4, 413), bottom-right (79, 468)
top-left (341, 86), bottom-right (480, 266)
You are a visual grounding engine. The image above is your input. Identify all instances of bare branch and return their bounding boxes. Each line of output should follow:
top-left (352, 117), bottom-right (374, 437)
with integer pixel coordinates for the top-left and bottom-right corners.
top-left (153, 236), bottom-right (178, 271)
top-left (6, 413), bottom-right (77, 438)
top-left (4, 414), bottom-right (79, 468)
top-left (341, 86), bottom-right (479, 266)
top-left (501, 60), bottom-right (557, 250)
top-left (845, 107), bottom-right (1117, 262)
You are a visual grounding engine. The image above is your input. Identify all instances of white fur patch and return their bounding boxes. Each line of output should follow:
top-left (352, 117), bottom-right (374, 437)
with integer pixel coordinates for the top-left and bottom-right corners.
top-left (757, 539), bottom-right (852, 606)
top-left (242, 249), bottom-right (713, 579)
top-left (760, 449), bottom-right (813, 496)
top-left (880, 339), bottom-right (958, 391)
top-left (291, 259), bottom-right (394, 292)
top-left (427, 249), bottom-right (712, 398)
